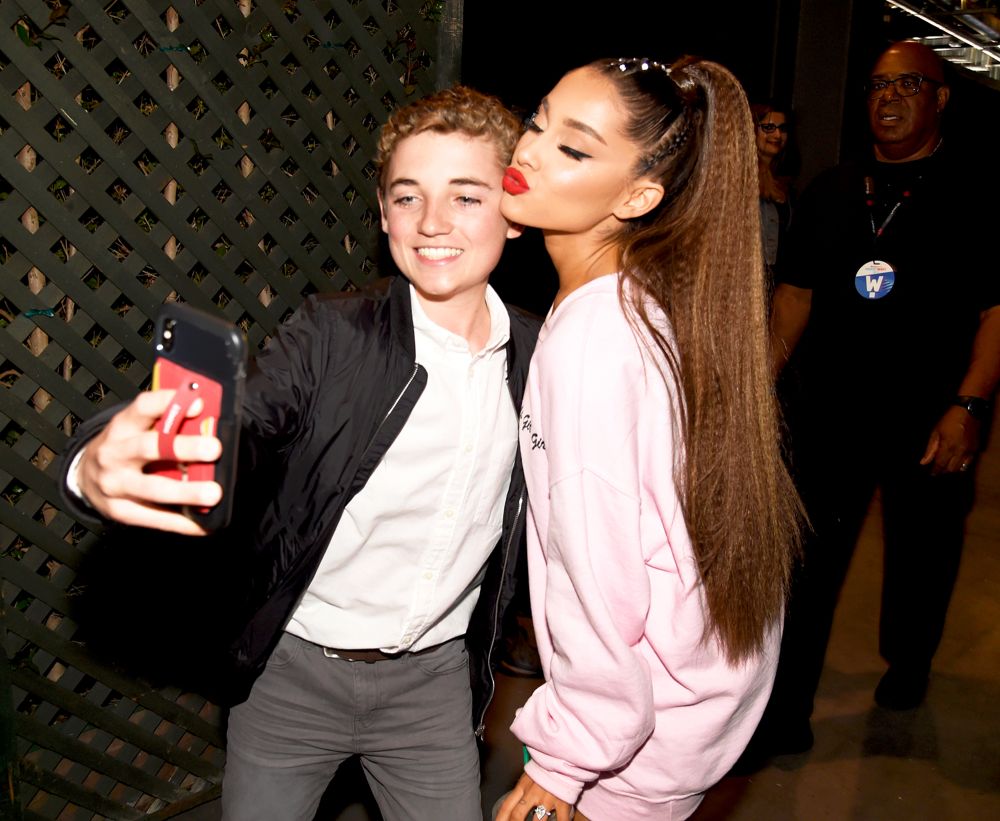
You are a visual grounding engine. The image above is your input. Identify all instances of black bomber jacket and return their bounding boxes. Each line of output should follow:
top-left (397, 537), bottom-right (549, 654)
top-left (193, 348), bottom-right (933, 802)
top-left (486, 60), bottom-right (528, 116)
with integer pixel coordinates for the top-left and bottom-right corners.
top-left (60, 276), bottom-right (540, 735)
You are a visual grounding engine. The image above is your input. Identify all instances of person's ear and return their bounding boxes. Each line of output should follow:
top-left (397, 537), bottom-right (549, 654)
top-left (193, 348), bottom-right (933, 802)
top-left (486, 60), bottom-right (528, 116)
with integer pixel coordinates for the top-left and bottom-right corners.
top-left (936, 83), bottom-right (950, 113)
top-left (614, 181), bottom-right (665, 221)
top-left (377, 188), bottom-right (388, 233)
top-left (506, 221), bottom-right (524, 240)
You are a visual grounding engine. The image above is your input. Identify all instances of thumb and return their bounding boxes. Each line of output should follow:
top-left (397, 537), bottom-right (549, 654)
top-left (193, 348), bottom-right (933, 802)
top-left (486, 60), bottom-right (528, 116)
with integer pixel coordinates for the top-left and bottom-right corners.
top-left (919, 431), bottom-right (939, 465)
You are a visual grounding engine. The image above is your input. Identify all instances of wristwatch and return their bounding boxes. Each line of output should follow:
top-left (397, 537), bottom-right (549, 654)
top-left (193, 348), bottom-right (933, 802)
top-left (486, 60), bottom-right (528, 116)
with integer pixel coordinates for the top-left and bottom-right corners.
top-left (953, 395), bottom-right (992, 421)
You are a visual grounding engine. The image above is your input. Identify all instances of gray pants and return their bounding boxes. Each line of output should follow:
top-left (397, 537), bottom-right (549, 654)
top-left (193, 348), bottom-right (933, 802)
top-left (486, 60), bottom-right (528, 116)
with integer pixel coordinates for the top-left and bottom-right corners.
top-left (222, 633), bottom-right (481, 820)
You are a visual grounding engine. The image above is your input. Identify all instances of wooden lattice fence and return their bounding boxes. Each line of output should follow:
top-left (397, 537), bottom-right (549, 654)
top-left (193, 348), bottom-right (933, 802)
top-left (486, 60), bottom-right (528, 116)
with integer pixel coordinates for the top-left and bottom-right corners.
top-left (0, 1), bottom-right (455, 818)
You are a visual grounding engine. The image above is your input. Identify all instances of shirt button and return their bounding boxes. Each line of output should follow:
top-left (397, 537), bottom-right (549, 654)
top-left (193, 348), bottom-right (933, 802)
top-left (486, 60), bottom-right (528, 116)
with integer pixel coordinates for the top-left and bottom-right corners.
top-left (464, 443), bottom-right (473, 453)
top-left (424, 571), bottom-right (433, 580)
top-left (445, 509), bottom-right (455, 518)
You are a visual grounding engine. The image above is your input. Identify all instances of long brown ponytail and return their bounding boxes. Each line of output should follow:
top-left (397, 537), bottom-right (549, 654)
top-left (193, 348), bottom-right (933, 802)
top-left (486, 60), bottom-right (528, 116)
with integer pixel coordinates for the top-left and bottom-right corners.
top-left (596, 56), bottom-right (803, 664)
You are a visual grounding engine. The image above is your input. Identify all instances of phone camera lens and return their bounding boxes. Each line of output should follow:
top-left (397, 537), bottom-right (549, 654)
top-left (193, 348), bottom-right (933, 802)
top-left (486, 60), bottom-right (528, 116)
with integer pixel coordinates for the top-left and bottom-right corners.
top-left (161, 319), bottom-right (176, 351)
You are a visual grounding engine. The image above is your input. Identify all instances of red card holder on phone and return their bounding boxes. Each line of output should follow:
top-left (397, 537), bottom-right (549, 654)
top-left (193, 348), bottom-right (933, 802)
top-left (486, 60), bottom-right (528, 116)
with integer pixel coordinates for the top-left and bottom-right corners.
top-left (149, 357), bottom-right (222, 485)
top-left (147, 302), bottom-right (245, 531)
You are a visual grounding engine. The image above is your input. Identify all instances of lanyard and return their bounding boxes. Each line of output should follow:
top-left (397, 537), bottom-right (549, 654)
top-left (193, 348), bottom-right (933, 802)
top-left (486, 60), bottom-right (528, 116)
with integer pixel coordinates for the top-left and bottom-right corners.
top-left (864, 175), bottom-right (911, 240)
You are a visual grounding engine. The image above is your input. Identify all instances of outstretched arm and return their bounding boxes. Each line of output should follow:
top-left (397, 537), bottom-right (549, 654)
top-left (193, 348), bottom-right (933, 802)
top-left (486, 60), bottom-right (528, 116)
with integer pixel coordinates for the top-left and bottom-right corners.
top-left (62, 296), bottom-right (333, 533)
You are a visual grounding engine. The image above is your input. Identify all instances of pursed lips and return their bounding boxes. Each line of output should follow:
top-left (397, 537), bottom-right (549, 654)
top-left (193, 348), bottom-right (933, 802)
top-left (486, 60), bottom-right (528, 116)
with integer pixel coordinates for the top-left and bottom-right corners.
top-left (502, 167), bottom-right (530, 195)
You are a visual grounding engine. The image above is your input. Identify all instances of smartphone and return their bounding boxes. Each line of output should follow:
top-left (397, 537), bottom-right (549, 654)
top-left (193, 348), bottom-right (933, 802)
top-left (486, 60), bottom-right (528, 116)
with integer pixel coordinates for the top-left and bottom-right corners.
top-left (147, 302), bottom-right (247, 531)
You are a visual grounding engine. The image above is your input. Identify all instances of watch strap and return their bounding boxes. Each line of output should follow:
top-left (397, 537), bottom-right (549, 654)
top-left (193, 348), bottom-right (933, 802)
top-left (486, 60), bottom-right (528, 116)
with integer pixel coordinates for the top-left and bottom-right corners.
top-left (953, 395), bottom-right (992, 420)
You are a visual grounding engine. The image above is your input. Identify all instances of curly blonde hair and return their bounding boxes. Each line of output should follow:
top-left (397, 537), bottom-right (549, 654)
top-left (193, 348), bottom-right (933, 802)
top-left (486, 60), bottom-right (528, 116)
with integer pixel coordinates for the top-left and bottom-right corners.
top-left (375, 86), bottom-right (521, 187)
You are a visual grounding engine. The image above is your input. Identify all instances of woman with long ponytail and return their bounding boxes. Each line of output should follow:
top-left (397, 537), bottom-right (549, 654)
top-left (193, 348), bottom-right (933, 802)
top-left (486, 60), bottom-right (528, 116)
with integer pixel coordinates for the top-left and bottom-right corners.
top-left (495, 56), bottom-right (802, 821)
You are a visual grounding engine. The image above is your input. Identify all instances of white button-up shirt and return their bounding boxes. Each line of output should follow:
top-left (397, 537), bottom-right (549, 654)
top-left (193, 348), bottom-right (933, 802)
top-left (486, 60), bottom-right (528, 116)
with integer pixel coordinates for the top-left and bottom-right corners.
top-left (285, 284), bottom-right (517, 651)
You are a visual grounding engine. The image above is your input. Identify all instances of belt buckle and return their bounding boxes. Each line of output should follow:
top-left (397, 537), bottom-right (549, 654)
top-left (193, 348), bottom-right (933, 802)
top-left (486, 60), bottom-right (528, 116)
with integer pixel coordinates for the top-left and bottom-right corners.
top-left (322, 646), bottom-right (388, 663)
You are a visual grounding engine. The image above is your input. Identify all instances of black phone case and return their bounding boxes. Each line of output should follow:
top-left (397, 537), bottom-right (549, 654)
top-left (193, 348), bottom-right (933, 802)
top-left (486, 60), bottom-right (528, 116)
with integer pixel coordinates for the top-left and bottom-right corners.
top-left (152, 302), bottom-right (247, 531)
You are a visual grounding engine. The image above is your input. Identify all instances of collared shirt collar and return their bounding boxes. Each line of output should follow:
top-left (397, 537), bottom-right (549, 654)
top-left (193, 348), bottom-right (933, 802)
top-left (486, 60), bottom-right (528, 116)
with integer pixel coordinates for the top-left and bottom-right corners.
top-left (408, 284), bottom-right (510, 357)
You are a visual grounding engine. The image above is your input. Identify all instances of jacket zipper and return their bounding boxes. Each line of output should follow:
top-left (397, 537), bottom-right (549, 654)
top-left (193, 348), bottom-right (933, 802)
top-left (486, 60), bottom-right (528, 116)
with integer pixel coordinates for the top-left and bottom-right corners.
top-left (344, 364), bottom-right (421, 511)
top-left (375, 364), bottom-right (420, 434)
top-left (475, 489), bottom-right (524, 739)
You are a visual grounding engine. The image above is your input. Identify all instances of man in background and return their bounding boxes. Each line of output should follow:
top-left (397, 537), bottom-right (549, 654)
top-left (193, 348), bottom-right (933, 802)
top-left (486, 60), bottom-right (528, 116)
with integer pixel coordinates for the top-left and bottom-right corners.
top-left (755, 40), bottom-right (1000, 758)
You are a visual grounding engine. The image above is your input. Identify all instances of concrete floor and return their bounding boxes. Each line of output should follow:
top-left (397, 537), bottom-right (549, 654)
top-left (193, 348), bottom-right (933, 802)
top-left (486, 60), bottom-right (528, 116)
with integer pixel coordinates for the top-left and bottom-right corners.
top-left (177, 409), bottom-right (1000, 820)
top-left (696, 412), bottom-right (1000, 821)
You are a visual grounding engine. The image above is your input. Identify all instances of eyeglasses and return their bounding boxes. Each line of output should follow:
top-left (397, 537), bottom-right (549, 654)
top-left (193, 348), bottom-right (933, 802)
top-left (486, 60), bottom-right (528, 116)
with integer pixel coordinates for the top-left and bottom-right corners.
top-left (757, 122), bottom-right (788, 134)
top-left (866, 73), bottom-right (939, 98)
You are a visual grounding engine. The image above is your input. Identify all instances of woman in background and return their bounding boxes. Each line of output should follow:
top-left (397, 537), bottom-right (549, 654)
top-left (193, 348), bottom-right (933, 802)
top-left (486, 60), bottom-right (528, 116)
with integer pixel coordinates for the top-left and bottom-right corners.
top-left (752, 102), bottom-right (795, 283)
top-left (495, 57), bottom-right (801, 821)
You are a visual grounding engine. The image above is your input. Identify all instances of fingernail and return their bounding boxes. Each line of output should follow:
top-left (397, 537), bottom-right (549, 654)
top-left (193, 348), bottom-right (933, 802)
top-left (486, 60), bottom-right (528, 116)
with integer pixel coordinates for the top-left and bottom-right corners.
top-left (200, 439), bottom-right (222, 460)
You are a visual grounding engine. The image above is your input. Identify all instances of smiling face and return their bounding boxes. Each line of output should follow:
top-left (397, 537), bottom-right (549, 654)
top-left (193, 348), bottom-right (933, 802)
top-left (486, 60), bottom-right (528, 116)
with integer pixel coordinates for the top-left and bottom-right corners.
top-left (755, 111), bottom-right (788, 160)
top-left (867, 43), bottom-right (948, 162)
top-left (500, 66), bottom-right (662, 240)
top-left (379, 130), bottom-right (518, 311)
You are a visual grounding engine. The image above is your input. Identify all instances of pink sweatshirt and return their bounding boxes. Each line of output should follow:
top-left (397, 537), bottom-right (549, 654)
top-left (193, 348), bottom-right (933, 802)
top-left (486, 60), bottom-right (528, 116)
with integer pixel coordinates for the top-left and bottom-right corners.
top-left (512, 274), bottom-right (780, 820)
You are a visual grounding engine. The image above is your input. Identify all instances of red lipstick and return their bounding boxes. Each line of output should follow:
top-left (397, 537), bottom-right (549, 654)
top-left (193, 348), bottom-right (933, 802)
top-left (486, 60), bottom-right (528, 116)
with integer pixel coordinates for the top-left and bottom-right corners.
top-left (503, 167), bottom-right (529, 195)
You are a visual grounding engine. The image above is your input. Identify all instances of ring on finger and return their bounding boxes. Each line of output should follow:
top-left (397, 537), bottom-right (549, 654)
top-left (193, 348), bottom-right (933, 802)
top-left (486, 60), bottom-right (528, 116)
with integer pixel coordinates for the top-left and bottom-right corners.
top-left (533, 807), bottom-right (553, 819)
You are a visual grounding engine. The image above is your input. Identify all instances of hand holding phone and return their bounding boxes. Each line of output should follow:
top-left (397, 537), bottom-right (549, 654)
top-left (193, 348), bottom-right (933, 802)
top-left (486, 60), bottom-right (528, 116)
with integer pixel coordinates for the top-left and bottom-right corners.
top-left (70, 389), bottom-right (223, 534)
top-left (151, 359), bottom-right (222, 477)
top-left (148, 303), bottom-right (247, 531)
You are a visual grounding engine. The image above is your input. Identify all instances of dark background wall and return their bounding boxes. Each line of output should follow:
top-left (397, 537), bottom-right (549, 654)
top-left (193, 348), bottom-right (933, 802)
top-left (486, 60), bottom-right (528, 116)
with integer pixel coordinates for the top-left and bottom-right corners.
top-left (462, 1), bottom-right (784, 115)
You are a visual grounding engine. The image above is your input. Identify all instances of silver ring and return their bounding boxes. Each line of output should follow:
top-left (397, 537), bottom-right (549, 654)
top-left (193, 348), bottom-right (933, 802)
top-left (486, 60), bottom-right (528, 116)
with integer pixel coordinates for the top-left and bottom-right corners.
top-left (533, 807), bottom-right (553, 819)
top-left (960, 462), bottom-right (971, 472)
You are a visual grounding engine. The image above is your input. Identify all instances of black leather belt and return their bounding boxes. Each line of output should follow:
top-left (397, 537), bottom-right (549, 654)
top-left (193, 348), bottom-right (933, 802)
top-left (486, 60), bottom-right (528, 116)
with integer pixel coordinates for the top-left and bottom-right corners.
top-left (321, 642), bottom-right (445, 663)
top-left (322, 647), bottom-right (404, 663)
